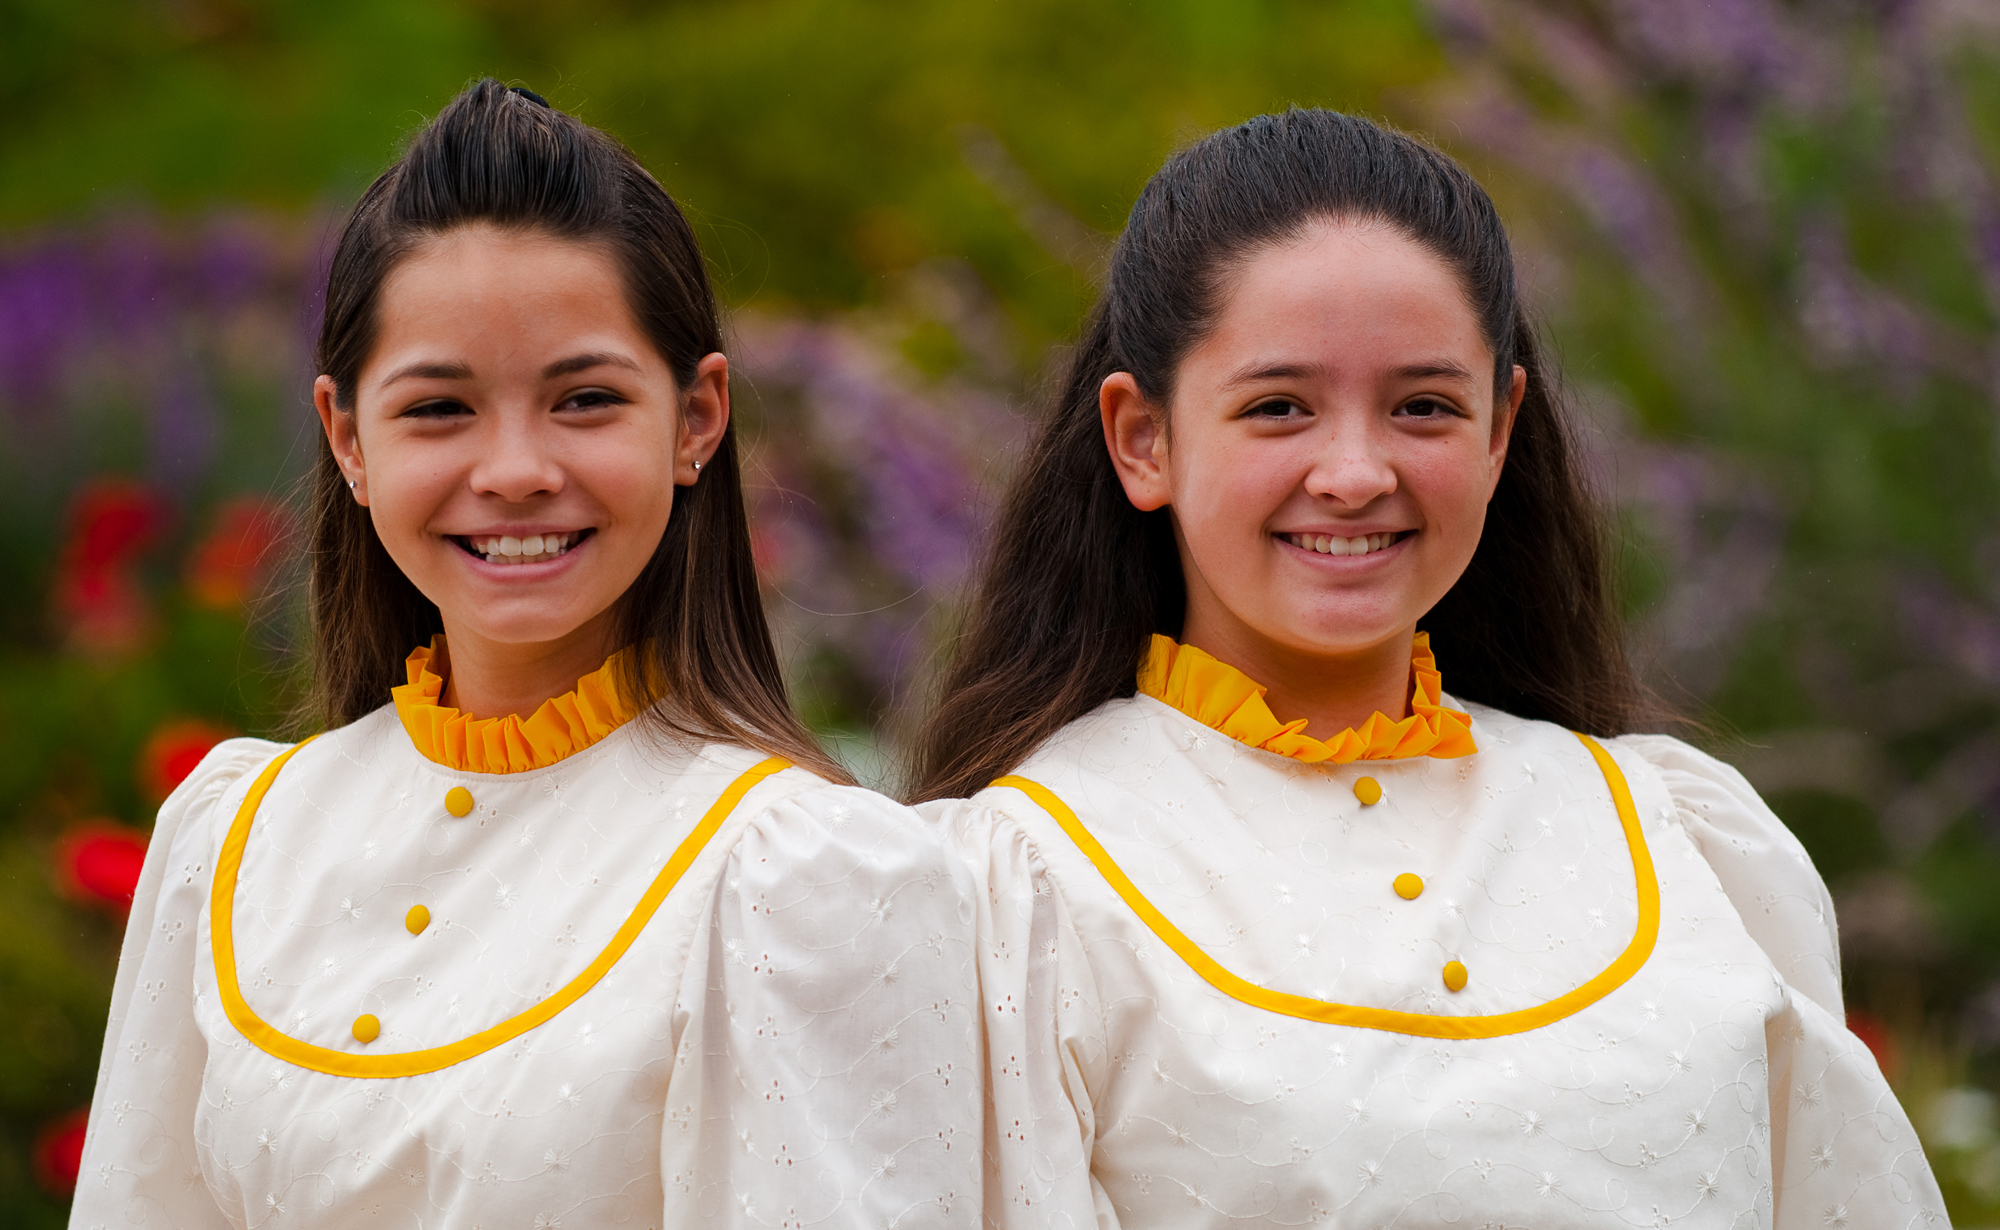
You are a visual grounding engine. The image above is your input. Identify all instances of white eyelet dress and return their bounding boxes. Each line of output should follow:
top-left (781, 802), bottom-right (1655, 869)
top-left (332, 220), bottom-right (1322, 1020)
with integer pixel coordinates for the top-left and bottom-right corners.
top-left (921, 637), bottom-right (1946, 1230)
top-left (71, 662), bottom-right (982, 1229)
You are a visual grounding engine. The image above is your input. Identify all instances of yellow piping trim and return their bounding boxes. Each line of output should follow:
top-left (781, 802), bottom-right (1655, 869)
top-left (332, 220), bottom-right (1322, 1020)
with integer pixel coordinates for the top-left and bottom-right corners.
top-left (995, 731), bottom-right (1657, 1039)
top-left (211, 740), bottom-right (791, 1078)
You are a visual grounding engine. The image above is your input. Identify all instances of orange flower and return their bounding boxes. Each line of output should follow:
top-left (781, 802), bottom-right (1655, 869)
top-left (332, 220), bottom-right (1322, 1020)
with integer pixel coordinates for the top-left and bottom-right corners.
top-left (187, 497), bottom-right (291, 608)
top-left (1846, 1010), bottom-right (1900, 1078)
top-left (53, 823), bottom-right (150, 912)
top-left (138, 718), bottom-right (232, 802)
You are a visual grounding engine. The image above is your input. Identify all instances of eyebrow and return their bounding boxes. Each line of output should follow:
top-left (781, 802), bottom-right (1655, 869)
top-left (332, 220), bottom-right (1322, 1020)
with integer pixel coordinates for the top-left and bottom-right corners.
top-left (542, 351), bottom-right (644, 379)
top-left (1219, 360), bottom-right (1332, 388)
top-left (376, 352), bottom-right (644, 390)
top-left (377, 360), bottom-right (474, 389)
top-left (1219, 357), bottom-right (1480, 388)
top-left (1390, 360), bottom-right (1478, 382)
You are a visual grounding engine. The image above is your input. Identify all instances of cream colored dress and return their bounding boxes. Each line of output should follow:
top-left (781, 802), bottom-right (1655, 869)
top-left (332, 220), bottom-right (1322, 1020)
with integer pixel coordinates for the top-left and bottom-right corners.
top-left (72, 647), bottom-right (982, 1229)
top-left (923, 636), bottom-right (1947, 1229)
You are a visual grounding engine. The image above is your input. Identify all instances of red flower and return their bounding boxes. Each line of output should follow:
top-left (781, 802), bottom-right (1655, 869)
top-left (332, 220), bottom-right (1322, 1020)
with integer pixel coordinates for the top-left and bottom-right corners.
top-left (187, 498), bottom-right (291, 609)
top-left (63, 479), bottom-right (163, 573)
top-left (33, 1107), bottom-right (89, 1195)
top-left (1847, 1010), bottom-right (1900, 1077)
top-left (54, 824), bottom-right (150, 912)
top-left (52, 478), bottom-right (165, 652)
top-left (138, 719), bottom-right (232, 802)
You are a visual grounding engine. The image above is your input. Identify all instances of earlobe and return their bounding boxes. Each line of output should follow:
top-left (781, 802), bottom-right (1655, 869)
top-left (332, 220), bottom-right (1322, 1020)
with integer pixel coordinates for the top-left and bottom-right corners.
top-left (1100, 373), bottom-right (1172, 513)
top-left (314, 374), bottom-right (370, 506)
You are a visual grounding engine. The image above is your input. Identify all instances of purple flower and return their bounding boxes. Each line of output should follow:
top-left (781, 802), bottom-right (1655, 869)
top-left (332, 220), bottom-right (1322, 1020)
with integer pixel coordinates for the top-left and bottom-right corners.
top-left (0, 243), bottom-right (92, 413)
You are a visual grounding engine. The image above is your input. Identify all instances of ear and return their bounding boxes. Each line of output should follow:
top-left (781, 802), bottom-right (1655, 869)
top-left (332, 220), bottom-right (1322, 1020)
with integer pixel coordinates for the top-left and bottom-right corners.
top-left (315, 375), bottom-right (369, 507)
top-left (1486, 364), bottom-right (1526, 500)
top-left (1100, 372), bottom-right (1171, 512)
top-left (676, 352), bottom-right (730, 486)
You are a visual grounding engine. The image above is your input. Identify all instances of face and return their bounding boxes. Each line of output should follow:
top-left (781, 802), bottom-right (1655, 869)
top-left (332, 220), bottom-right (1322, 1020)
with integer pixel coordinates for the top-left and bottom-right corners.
top-left (315, 225), bottom-right (726, 659)
top-left (1103, 219), bottom-right (1524, 666)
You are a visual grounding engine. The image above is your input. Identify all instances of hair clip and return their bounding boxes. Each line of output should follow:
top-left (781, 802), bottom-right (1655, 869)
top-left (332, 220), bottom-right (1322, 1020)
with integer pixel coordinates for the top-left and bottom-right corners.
top-left (509, 86), bottom-right (551, 109)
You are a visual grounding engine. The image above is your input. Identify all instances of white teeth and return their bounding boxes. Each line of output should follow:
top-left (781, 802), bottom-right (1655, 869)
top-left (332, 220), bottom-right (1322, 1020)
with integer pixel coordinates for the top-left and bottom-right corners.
top-left (1287, 532), bottom-right (1399, 557)
top-left (467, 531), bottom-right (578, 564)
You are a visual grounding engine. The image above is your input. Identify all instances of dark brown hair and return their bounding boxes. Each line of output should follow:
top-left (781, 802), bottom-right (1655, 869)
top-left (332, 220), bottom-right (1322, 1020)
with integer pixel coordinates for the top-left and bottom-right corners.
top-left (308, 78), bottom-right (850, 783)
top-left (908, 109), bottom-right (1648, 802)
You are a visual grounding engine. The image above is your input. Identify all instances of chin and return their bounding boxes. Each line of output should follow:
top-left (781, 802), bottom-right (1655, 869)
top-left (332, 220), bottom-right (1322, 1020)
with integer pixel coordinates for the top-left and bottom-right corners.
top-left (1276, 611), bottom-right (1414, 657)
top-left (455, 612), bottom-right (604, 650)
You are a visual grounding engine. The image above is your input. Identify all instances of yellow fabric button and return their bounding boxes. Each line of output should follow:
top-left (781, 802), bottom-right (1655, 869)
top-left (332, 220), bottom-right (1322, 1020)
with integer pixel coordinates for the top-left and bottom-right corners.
top-left (352, 1014), bottom-right (380, 1043)
top-left (1353, 776), bottom-right (1382, 805)
top-left (1393, 873), bottom-right (1423, 900)
top-left (444, 786), bottom-right (474, 817)
top-left (1442, 961), bottom-right (1468, 993)
top-left (405, 905), bottom-right (430, 935)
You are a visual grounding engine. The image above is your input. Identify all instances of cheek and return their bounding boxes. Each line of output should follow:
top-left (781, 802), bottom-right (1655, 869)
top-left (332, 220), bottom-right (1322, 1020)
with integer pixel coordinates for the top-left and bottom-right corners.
top-left (1406, 444), bottom-right (1497, 543)
top-left (588, 446), bottom-right (678, 535)
top-left (1173, 442), bottom-right (1293, 547)
top-left (366, 452), bottom-right (457, 544)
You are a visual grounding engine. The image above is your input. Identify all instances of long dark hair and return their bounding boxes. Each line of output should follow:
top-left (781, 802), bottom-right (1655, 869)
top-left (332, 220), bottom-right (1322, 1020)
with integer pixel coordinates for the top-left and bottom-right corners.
top-left (909, 109), bottom-right (1647, 802)
top-left (308, 78), bottom-right (849, 783)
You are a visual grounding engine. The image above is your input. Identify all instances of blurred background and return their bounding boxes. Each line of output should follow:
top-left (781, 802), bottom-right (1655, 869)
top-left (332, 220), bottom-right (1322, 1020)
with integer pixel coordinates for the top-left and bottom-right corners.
top-left (3, 0), bottom-right (1999, 1221)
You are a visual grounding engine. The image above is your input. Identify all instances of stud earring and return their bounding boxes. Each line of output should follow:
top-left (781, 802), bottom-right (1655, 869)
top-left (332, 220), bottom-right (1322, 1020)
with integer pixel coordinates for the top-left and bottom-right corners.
top-left (693, 461), bottom-right (701, 472)
top-left (348, 478), bottom-right (357, 489)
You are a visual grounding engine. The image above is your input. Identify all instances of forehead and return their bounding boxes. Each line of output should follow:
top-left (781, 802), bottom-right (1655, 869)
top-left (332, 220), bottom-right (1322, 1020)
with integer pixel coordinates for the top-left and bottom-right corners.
top-left (1191, 219), bottom-right (1491, 376)
top-left (368, 226), bottom-right (650, 365)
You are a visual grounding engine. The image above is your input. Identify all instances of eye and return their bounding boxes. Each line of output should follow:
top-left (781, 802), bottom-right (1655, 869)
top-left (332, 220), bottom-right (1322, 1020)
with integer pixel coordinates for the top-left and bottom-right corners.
top-left (1245, 397), bottom-right (1307, 420)
top-left (1395, 396), bottom-right (1461, 420)
top-left (557, 389), bottom-right (628, 413)
top-left (401, 399), bottom-right (471, 420)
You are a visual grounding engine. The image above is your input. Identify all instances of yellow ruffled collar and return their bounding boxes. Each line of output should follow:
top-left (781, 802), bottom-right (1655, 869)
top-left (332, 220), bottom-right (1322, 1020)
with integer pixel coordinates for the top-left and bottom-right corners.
top-left (391, 636), bottom-right (640, 774)
top-left (1137, 632), bottom-right (1477, 764)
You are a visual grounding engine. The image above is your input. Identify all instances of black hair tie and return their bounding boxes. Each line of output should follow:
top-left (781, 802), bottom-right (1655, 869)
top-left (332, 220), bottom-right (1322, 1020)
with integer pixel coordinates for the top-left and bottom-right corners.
top-left (509, 86), bottom-right (551, 108)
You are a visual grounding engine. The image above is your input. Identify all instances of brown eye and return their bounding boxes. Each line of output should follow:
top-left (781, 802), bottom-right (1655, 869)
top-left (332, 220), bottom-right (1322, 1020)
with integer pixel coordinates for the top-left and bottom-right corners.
top-left (1246, 398), bottom-right (1305, 419)
top-left (1397, 397), bottom-right (1455, 419)
top-left (558, 390), bottom-right (627, 412)
top-left (403, 399), bottom-right (472, 419)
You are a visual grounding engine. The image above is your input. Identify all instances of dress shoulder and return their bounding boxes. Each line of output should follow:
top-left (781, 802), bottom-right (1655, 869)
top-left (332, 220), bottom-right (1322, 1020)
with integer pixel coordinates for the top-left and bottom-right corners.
top-left (162, 736), bottom-right (291, 822)
top-left (1614, 732), bottom-right (1842, 1017)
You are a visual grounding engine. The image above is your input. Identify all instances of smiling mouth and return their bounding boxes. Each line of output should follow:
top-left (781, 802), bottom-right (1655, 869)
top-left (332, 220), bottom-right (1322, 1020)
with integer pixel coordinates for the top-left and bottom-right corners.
top-left (453, 529), bottom-right (593, 566)
top-left (1279, 530), bottom-right (1410, 557)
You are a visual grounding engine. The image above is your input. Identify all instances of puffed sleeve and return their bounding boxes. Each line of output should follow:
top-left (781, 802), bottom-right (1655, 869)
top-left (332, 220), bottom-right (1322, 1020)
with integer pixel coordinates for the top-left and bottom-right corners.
top-left (71, 738), bottom-right (284, 1230)
top-left (661, 785), bottom-right (985, 1228)
top-left (919, 797), bottom-right (1104, 1230)
top-left (1766, 983), bottom-right (1946, 1226)
top-left (1618, 734), bottom-right (1843, 1017)
top-left (1619, 735), bottom-right (1947, 1224)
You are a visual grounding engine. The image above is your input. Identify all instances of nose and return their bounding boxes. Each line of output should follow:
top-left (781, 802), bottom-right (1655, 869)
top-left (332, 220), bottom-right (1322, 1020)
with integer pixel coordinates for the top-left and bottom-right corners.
top-left (469, 410), bottom-right (565, 503)
top-left (1303, 415), bottom-right (1397, 508)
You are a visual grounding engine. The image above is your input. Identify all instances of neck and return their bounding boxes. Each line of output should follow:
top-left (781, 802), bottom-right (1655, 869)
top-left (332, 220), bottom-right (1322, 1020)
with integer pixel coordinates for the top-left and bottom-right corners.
top-left (1176, 614), bottom-right (1417, 736)
top-left (434, 611), bottom-right (619, 721)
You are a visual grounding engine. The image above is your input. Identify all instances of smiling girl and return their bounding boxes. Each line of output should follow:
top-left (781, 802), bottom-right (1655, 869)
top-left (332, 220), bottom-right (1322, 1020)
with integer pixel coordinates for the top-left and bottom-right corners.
top-left (73, 81), bottom-right (978, 1228)
top-left (914, 110), bottom-right (1944, 1227)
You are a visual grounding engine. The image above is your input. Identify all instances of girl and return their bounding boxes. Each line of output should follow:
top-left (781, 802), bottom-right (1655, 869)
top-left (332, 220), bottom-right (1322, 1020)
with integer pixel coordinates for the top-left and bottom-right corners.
top-left (74, 81), bottom-right (979, 1229)
top-left (914, 110), bottom-right (1945, 1227)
